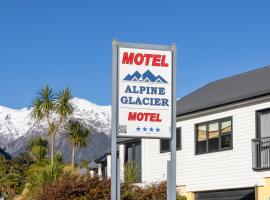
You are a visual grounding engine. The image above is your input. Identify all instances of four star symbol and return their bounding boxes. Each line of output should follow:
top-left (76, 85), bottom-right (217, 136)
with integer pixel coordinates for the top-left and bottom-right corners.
top-left (136, 126), bottom-right (160, 133)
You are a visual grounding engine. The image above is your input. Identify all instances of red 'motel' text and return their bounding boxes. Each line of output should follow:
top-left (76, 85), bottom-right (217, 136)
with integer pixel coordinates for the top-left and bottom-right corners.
top-left (128, 112), bottom-right (162, 122)
top-left (122, 52), bottom-right (169, 67)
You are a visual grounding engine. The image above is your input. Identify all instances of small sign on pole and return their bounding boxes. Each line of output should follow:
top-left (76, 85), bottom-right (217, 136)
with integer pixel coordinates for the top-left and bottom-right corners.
top-left (111, 40), bottom-right (176, 200)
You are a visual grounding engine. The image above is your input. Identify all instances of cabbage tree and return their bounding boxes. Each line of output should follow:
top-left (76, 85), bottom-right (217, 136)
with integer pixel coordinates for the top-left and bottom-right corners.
top-left (65, 120), bottom-right (90, 168)
top-left (31, 85), bottom-right (73, 164)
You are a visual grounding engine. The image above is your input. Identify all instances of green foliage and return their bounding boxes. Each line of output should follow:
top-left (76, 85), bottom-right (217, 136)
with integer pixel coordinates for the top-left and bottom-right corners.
top-left (26, 161), bottom-right (63, 199)
top-left (28, 137), bottom-right (48, 162)
top-left (0, 172), bottom-right (22, 196)
top-left (31, 85), bottom-right (74, 164)
top-left (0, 155), bottom-right (8, 176)
top-left (0, 154), bottom-right (33, 199)
top-left (80, 159), bottom-right (90, 169)
top-left (177, 194), bottom-right (187, 200)
top-left (25, 159), bottom-right (50, 180)
top-left (124, 161), bottom-right (140, 184)
top-left (65, 120), bottom-right (90, 167)
top-left (65, 120), bottom-right (90, 148)
top-left (9, 153), bottom-right (33, 172)
top-left (121, 182), bottom-right (167, 200)
top-left (31, 98), bottom-right (44, 123)
top-left (55, 152), bottom-right (63, 163)
top-left (55, 88), bottom-right (74, 118)
top-left (31, 85), bottom-right (54, 122)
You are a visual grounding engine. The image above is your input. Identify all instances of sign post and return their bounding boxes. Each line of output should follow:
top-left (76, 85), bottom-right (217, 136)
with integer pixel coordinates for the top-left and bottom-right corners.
top-left (111, 40), bottom-right (176, 200)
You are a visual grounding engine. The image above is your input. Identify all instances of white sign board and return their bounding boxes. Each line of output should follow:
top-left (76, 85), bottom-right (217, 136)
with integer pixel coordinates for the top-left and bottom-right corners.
top-left (117, 46), bottom-right (173, 138)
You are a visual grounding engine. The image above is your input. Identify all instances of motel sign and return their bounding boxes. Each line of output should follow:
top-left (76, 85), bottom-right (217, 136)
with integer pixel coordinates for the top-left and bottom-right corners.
top-left (118, 46), bottom-right (173, 138)
top-left (111, 41), bottom-right (176, 200)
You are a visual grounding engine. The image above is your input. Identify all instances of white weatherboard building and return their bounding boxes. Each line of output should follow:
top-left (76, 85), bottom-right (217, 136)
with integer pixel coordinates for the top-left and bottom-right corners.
top-left (99, 66), bottom-right (270, 200)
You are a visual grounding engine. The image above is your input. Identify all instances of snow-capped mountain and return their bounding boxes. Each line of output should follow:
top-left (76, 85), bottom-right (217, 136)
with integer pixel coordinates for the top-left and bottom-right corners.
top-left (0, 97), bottom-right (111, 162)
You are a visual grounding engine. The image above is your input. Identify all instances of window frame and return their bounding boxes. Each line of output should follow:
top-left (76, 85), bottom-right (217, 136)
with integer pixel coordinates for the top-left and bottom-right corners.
top-left (160, 127), bottom-right (182, 153)
top-left (256, 108), bottom-right (270, 139)
top-left (195, 117), bottom-right (233, 155)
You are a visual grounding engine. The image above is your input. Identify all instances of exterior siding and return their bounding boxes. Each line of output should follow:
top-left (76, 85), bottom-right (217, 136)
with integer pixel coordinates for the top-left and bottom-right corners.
top-left (107, 155), bottom-right (111, 178)
top-left (140, 100), bottom-right (270, 192)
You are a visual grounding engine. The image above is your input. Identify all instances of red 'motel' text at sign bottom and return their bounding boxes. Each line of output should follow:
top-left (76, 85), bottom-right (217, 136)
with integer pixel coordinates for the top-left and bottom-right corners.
top-left (128, 112), bottom-right (162, 122)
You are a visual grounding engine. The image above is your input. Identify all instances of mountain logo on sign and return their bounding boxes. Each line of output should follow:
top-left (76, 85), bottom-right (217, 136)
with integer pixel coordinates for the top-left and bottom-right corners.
top-left (123, 70), bottom-right (168, 84)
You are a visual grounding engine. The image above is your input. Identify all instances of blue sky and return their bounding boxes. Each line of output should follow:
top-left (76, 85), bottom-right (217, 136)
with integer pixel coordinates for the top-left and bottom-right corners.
top-left (1, 1), bottom-right (270, 108)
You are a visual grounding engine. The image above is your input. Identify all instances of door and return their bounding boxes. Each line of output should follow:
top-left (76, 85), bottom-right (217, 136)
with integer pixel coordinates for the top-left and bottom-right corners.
top-left (257, 109), bottom-right (270, 168)
top-left (196, 188), bottom-right (255, 200)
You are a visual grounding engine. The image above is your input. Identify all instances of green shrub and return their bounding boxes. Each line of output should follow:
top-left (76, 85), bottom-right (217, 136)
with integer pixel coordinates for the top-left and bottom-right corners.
top-left (177, 194), bottom-right (187, 200)
top-left (124, 161), bottom-right (140, 184)
top-left (121, 181), bottom-right (167, 200)
top-left (0, 154), bottom-right (33, 199)
top-left (26, 161), bottom-right (63, 199)
top-left (28, 137), bottom-right (48, 162)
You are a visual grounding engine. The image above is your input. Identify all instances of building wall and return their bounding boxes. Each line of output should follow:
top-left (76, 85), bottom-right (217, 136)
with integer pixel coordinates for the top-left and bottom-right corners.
top-left (107, 155), bottom-right (111, 178)
top-left (140, 100), bottom-right (270, 192)
top-left (119, 144), bottom-right (125, 181)
top-left (106, 145), bottom-right (125, 181)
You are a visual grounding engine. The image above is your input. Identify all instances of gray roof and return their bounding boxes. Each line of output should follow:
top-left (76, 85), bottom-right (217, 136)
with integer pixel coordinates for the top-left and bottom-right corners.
top-left (89, 161), bottom-right (98, 169)
top-left (117, 138), bottom-right (138, 144)
top-left (177, 65), bottom-right (270, 116)
top-left (95, 154), bottom-right (107, 163)
top-left (94, 138), bottom-right (140, 161)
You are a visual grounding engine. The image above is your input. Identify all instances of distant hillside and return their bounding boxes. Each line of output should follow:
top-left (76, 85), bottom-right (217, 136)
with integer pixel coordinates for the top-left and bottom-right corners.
top-left (0, 147), bottom-right (11, 160)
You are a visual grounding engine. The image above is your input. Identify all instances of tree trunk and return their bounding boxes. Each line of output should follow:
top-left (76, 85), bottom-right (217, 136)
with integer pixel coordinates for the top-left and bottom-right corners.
top-left (72, 145), bottom-right (76, 168)
top-left (51, 133), bottom-right (56, 164)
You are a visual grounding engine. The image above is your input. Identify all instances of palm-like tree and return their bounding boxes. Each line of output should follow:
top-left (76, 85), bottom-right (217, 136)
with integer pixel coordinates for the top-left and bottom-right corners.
top-left (28, 137), bottom-right (48, 162)
top-left (31, 85), bottom-right (73, 164)
top-left (65, 120), bottom-right (90, 168)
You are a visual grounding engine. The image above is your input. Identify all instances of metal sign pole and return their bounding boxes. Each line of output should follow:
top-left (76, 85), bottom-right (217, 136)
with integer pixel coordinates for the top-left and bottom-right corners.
top-left (111, 39), bottom-right (118, 200)
top-left (168, 44), bottom-right (177, 200)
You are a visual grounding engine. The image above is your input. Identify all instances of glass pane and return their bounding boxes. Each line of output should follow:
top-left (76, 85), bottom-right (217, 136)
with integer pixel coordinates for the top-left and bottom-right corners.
top-left (221, 134), bottom-right (232, 148)
top-left (176, 128), bottom-right (181, 150)
top-left (198, 125), bottom-right (206, 141)
top-left (127, 147), bottom-right (133, 161)
top-left (209, 123), bottom-right (219, 138)
top-left (197, 125), bottom-right (206, 153)
top-left (161, 139), bottom-right (170, 152)
top-left (208, 123), bottom-right (219, 152)
top-left (221, 120), bottom-right (232, 134)
top-left (134, 143), bottom-right (142, 182)
top-left (259, 111), bottom-right (270, 138)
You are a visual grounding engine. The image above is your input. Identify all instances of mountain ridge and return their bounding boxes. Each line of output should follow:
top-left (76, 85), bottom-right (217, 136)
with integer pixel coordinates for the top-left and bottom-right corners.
top-left (0, 97), bottom-right (111, 162)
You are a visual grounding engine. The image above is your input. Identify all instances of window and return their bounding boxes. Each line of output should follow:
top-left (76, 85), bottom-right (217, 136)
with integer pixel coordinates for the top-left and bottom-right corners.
top-left (101, 163), bottom-right (107, 178)
top-left (256, 109), bottom-right (270, 138)
top-left (160, 127), bottom-right (182, 153)
top-left (160, 139), bottom-right (170, 153)
top-left (196, 117), bottom-right (232, 154)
